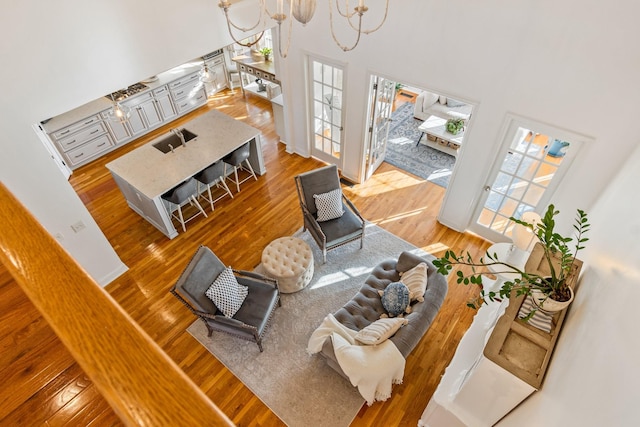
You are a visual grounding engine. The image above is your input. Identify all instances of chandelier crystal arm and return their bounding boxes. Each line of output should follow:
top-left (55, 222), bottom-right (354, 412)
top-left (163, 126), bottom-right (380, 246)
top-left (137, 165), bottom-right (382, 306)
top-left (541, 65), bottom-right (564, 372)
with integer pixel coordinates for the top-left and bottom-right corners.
top-left (275, 1), bottom-right (295, 58)
top-left (347, 0), bottom-right (389, 35)
top-left (329, 0), bottom-right (363, 52)
top-left (334, 0), bottom-right (358, 19)
top-left (219, 0), bottom-right (264, 32)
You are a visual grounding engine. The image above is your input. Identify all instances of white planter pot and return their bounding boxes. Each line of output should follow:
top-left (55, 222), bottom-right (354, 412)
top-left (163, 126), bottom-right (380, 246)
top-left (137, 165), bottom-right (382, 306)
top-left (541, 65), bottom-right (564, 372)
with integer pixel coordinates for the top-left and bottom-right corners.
top-left (531, 287), bottom-right (574, 313)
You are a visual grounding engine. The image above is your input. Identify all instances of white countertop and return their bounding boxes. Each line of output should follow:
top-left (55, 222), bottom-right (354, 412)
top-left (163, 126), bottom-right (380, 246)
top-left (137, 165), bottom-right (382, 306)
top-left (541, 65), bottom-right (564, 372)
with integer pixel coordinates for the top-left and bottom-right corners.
top-left (106, 109), bottom-right (261, 199)
top-left (41, 61), bottom-right (203, 133)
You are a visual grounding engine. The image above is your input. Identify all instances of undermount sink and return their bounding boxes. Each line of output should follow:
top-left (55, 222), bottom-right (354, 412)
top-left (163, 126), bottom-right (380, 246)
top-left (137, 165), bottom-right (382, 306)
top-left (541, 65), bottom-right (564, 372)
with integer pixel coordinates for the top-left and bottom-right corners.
top-left (152, 129), bottom-right (198, 153)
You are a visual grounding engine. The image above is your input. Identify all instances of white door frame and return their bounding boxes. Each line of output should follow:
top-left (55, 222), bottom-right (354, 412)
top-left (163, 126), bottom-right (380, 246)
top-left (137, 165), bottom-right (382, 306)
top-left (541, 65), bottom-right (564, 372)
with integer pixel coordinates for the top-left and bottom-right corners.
top-left (306, 55), bottom-right (347, 169)
top-left (467, 113), bottom-right (589, 242)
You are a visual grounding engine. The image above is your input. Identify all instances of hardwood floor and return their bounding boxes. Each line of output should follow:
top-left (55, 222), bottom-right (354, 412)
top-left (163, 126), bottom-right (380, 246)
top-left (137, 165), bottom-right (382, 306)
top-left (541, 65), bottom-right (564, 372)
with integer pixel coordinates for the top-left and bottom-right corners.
top-left (0, 88), bottom-right (490, 426)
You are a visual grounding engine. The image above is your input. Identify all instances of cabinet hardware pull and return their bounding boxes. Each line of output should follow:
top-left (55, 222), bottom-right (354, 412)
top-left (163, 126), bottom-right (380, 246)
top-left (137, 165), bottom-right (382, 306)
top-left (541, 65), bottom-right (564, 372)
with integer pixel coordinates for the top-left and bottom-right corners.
top-left (67, 139), bottom-right (76, 145)
top-left (176, 91), bottom-right (183, 96)
top-left (85, 120), bottom-right (94, 125)
top-left (90, 129), bottom-right (99, 134)
top-left (74, 153), bottom-right (84, 158)
top-left (60, 129), bottom-right (70, 135)
top-left (97, 142), bottom-right (106, 147)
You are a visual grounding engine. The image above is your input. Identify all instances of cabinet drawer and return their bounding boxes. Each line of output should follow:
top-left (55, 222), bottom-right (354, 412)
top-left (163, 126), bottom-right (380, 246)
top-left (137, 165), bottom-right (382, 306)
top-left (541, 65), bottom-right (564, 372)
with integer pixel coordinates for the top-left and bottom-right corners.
top-left (122, 91), bottom-right (153, 108)
top-left (52, 115), bottom-right (101, 139)
top-left (174, 89), bottom-right (206, 113)
top-left (66, 134), bottom-right (113, 166)
top-left (153, 85), bottom-right (170, 96)
top-left (210, 56), bottom-right (225, 66)
top-left (170, 79), bottom-right (203, 101)
top-left (169, 72), bottom-right (200, 89)
top-left (57, 122), bottom-right (107, 152)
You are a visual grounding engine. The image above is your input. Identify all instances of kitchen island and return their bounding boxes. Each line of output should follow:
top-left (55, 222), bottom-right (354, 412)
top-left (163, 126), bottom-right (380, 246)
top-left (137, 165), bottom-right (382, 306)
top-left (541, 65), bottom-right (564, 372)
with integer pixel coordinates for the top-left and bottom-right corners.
top-left (106, 109), bottom-right (265, 238)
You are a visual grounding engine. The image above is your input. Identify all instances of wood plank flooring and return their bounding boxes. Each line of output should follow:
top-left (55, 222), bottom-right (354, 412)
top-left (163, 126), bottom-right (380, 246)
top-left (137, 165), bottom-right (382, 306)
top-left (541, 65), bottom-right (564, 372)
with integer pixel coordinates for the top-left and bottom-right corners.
top-left (0, 88), bottom-right (490, 426)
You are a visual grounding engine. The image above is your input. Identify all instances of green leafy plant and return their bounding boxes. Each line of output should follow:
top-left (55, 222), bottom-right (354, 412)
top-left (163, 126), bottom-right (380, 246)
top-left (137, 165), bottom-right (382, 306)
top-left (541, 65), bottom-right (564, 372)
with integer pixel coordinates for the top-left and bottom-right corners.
top-left (433, 204), bottom-right (590, 314)
top-left (445, 118), bottom-right (465, 135)
top-left (259, 47), bottom-right (272, 59)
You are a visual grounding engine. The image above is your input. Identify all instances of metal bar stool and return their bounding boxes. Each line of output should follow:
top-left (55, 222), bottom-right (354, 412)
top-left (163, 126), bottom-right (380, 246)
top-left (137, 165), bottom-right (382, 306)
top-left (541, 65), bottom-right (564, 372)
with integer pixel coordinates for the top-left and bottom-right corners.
top-left (161, 178), bottom-right (207, 232)
top-left (193, 160), bottom-right (233, 212)
top-left (223, 142), bottom-right (257, 193)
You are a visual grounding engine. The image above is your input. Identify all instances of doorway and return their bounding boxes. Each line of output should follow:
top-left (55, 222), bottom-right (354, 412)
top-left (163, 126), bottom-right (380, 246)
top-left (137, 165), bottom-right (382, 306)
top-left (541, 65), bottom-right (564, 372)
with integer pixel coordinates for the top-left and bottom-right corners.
top-left (308, 57), bottom-right (345, 168)
top-left (468, 115), bottom-right (583, 242)
top-left (375, 83), bottom-right (473, 189)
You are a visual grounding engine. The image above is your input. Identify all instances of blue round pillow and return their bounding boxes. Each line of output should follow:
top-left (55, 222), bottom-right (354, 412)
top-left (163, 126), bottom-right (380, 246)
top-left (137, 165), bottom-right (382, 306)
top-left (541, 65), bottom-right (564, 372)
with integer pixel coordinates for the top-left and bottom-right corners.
top-left (380, 281), bottom-right (410, 317)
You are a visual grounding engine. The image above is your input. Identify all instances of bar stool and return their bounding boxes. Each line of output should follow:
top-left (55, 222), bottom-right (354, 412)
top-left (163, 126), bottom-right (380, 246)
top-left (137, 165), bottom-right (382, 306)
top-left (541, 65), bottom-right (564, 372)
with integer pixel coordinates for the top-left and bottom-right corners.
top-left (193, 160), bottom-right (233, 212)
top-left (223, 142), bottom-right (257, 193)
top-left (161, 178), bottom-right (207, 232)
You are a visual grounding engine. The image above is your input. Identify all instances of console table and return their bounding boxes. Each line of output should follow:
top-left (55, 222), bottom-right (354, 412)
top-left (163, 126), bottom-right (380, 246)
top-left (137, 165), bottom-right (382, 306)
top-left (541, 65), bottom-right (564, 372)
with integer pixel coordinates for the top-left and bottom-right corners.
top-left (416, 115), bottom-right (465, 157)
top-left (232, 53), bottom-right (281, 100)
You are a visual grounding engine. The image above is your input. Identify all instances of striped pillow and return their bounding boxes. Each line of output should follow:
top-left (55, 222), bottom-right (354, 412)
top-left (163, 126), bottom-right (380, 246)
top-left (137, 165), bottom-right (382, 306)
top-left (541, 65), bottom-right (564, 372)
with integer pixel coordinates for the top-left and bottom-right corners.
top-left (355, 317), bottom-right (408, 345)
top-left (400, 262), bottom-right (428, 302)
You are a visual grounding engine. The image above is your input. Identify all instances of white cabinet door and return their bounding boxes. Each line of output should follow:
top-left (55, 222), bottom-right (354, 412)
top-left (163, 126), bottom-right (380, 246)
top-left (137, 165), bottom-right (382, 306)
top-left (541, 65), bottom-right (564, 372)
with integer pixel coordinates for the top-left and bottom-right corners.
top-left (154, 86), bottom-right (177, 121)
top-left (139, 98), bottom-right (162, 128)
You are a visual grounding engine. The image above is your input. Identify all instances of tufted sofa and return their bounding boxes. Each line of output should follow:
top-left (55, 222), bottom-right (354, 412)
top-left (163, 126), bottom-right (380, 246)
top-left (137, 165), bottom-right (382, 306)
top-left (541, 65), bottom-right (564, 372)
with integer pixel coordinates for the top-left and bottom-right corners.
top-left (320, 251), bottom-right (448, 378)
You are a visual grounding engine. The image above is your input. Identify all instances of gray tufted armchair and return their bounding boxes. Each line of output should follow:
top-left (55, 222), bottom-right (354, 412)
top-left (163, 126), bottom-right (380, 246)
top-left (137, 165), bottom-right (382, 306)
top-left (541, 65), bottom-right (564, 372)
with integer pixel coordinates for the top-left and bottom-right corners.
top-left (170, 245), bottom-right (280, 352)
top-left (295, 164), bottom-right (365, 263)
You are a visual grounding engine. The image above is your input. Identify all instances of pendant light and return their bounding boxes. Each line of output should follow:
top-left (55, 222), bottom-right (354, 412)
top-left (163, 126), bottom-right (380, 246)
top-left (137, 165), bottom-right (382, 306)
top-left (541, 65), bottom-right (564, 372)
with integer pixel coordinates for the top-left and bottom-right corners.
top-left (106, 94), bottom-right (131, 123)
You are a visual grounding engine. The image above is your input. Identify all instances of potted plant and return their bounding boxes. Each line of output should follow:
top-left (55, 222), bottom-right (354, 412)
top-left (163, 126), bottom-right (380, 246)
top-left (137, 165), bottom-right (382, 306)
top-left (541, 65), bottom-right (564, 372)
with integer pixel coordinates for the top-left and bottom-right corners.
top-left (445, 118), bottom-right (465, 135)
top-left (433, 204), bottom-right (590, 316)
top-left (259, 47), bottom-right (272, 61)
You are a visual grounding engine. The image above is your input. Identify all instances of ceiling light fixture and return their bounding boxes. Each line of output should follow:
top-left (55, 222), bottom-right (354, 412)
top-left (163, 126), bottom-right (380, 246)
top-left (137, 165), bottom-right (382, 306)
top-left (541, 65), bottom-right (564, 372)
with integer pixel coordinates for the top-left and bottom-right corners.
top-left (218, 0), bottom-right (389, 58)
top-left (106, 94), bottom-right (131, 123)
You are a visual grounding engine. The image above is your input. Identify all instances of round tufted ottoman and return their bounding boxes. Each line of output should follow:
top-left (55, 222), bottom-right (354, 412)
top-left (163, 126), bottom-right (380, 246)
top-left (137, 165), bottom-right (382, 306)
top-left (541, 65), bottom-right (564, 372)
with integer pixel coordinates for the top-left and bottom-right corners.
top-left (261, 237), bottom-right (314, 293)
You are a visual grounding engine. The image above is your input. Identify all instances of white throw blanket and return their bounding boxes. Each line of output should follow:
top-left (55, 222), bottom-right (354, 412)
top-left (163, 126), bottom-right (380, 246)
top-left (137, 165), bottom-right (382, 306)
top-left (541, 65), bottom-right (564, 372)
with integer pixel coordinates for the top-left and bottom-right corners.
top-left (307, 314), bottom-right (405, 405)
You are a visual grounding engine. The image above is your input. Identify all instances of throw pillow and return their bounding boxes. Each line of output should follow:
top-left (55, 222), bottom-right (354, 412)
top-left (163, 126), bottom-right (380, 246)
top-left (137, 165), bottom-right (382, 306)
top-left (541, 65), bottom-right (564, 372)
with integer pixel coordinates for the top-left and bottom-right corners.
top-left (378, 281), bottom-right (411, 318)
top-left (421, 91), bottom-right (439, 109)
top-left (313, 188), bottom-right (344, 222)
top-left (355, 317), bottom-right (409, 345)
top-left (400, 262), bottom-right (429, 302)
top-left (438, 95), bottom-right (447, 105)
top-left (447, 98), bottom-right (466, 108)
top-left (205, 267), bottom-right (248, 318)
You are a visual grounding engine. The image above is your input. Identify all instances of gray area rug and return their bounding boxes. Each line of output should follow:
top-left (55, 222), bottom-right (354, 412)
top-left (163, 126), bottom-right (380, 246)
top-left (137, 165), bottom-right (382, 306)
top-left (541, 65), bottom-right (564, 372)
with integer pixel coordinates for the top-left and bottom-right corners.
top-left (385, 102), bottom-right (456, 188)
top-left (187, 223), bottom-right (429, 427)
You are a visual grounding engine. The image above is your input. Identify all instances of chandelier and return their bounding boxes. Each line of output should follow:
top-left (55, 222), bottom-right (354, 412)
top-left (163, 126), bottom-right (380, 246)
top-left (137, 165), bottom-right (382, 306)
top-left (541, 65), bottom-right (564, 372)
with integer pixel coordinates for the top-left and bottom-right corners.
top-left (218, 0), bottom-right (390, 58)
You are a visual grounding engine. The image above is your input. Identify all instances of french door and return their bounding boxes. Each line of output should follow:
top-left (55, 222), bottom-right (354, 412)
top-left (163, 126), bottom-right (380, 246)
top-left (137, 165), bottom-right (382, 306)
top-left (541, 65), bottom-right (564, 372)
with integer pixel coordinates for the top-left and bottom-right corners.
top-left (468, 115), bottom-right (583, 242)
top-left (364, 75), bottom-right (396, 180)
top-left (309, 58), bottom-right (345, 167)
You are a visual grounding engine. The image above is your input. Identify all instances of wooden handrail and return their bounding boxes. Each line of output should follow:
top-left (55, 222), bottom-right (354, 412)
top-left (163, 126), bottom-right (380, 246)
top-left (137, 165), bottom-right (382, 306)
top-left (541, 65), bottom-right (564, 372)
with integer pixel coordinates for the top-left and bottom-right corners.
top-left (0, 183), bottom-right (233, 426)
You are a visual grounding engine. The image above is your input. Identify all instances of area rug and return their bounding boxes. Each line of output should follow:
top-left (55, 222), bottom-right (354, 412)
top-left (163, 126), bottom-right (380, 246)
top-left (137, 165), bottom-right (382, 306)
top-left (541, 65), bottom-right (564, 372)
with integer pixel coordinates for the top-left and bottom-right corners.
top-left (187, 223), bottom-right (429, 427)
top-left (385, 102), bottom-right (456, 188)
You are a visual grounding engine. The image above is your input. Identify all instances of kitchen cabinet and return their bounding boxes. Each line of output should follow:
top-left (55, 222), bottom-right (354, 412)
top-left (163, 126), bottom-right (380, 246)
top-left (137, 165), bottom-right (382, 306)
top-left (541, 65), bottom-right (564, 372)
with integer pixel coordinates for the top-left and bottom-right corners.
top-left (40, 61), bottom-right (210, 170)
top-left (50, 115), bottom-right (115, 167)
top-left (66, 133), bottom-right (114, 166)
top-left (153, 85), bottom-right (177, 121)
top-left (101, 111), bottom-right (131, 144)
top-left (123, 92), bottom-right (162, 135)
top-left (203, 50), bottom-right (228, 96)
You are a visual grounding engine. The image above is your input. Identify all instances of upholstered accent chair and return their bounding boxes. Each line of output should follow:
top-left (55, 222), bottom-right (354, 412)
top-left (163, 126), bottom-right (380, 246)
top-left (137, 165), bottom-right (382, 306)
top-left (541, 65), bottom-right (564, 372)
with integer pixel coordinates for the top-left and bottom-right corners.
top-left (170, 245), bottom-right (280, 352)
top-left (294, 164), bottom-right (365, 263)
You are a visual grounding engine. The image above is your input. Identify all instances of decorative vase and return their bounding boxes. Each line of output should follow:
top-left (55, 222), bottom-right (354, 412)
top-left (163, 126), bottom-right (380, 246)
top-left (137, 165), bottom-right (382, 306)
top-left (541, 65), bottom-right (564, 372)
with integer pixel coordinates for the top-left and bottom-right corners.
top-left (531, 287), bottom-right (574, 313)
top-left (264, 54), bottom-right (270, 62)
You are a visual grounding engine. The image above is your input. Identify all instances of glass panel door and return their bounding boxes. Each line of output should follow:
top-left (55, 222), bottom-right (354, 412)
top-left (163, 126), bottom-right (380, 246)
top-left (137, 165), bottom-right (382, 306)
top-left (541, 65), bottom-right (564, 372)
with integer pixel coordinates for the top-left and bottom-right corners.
top-left (364, 75), bottom-right (395, 180)
top-left (309, 58), bottom-right (344, 166)
top-left (469, 116), bottom-right (582, 242)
